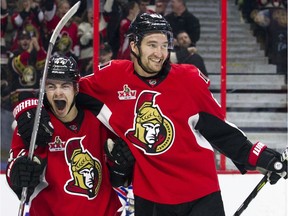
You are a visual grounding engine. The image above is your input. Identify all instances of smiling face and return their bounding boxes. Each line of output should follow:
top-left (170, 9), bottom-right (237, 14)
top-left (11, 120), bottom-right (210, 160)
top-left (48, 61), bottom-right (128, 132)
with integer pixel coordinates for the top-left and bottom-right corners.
top-left (131, 33), bottom-right (169, 77)
top-left (45, 79), bottom-right (77, 122)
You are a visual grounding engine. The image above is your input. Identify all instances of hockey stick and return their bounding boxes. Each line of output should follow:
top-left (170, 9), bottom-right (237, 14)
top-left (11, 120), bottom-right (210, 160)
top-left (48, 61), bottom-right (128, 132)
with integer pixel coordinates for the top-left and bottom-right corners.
top-left (233, 147), bottom-right (288, 216)
top-left (17, 2), bottom-right (81, 216)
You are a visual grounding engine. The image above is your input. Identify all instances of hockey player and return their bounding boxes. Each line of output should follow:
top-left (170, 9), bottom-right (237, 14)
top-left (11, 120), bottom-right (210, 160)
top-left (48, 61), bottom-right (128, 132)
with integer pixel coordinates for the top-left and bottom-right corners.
top-left (79, 13), bottom-right (288, 215)
top-left (6, 55), bottom-right (133, 216)
top-left (14, 13), bottom-right (287, 216)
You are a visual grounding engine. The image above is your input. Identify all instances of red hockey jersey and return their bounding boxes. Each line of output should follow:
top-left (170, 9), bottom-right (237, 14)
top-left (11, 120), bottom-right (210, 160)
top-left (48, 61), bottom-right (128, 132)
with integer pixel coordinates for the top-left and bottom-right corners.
top-left (6, 110), bottom-right (121, 216)
top-left (79, 60), bottom-right (230, 204)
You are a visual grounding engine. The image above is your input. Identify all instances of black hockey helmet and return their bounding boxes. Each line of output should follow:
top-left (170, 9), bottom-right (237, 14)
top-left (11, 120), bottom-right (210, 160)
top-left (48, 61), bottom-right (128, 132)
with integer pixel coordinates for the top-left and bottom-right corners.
top-left (127, 13), bottom-right (174, 50)
top-left (47, 55), bottom-right (80, 83)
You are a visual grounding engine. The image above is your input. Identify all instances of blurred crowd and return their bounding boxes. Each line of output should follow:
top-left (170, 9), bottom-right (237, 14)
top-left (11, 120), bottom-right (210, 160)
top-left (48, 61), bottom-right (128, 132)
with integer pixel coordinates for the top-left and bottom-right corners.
top-left (236, 0), bottom-right (287, 74)
top-left (1, 0), bottom-right (206, 113)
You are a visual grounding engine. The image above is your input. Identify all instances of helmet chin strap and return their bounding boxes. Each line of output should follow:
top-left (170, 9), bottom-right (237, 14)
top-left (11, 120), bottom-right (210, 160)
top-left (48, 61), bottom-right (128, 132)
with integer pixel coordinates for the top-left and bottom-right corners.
top-left (67, 98), bottom-right (76, 115)
top-left (64, 87), bottom-right (78, 117)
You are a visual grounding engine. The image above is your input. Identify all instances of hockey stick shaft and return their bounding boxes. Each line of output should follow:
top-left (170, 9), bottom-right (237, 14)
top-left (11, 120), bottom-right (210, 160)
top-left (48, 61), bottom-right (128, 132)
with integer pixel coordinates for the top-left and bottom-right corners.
top-left (17, 2), bottom-right (81, 216)
top-left (233, 175), bottom-right (267, 216)
top-left (233, 147), bottom-right (288, 216)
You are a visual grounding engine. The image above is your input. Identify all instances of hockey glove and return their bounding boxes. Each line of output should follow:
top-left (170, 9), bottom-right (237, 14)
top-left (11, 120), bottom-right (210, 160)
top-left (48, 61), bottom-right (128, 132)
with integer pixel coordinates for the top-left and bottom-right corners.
top-left (13, 92), bottom-right (54, 148)
top-left (248, 142), bottom-right (287, 184)
top-left (104, 138), bottom-right (135, 187)
top-left (9, 155), bottom-right (46, 200)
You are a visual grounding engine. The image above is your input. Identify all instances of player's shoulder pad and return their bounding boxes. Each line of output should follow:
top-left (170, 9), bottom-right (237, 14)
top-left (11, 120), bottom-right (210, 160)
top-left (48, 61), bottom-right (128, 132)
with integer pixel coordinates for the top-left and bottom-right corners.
top-left (98, 59), bottom-right (133, 71)
top-left (171, 63), bottom-right (210, 85)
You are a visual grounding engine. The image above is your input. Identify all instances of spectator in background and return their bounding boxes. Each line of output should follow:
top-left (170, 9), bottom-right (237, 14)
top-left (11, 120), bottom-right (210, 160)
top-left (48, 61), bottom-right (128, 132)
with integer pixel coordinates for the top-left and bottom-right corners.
top-left (261, 5), bottom-right (287, 74)
top-left (249, 1), bottom-right (287, 74)
top-left (99, 12), bottom-right (108, 44)
top-left (99, 42), bottom-right (113, 65)
top-left (10, 0), bottom-right (45, 51)
top-left (78, 7), bottom-right (93, 76)
top-left (139, 0), bottom-right (155, 14)
top-left (171, 31), bottom-right (208, 77)
top-left (1, 0), bottom-right (10, 108)
top-left (7, 30), bottom-right (46, 109)
top-left (44, 0), bottom-right (80, 60)
top-left (249, 8), bottom-right (270, 50)
top-left (236, 0), bottom-right (258, 23)
top-left (117, 0), bottom-right (140, 60)
top-left (1, 0), bottom-right (8, 66)
top-left (155, 0), bottom-right (169, 16)
top-left (1, 0), bottom-right (14, 168)
top-left (103, 0), bottom-right (126, 59)
top-left (165, 0), bottom-right (200, 47)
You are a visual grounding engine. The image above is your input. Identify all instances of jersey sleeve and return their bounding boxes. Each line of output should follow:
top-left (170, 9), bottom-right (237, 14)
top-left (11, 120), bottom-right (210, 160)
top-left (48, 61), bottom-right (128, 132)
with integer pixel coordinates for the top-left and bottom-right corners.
top-left (196, 112), bottom-right (252, 173)
top-left (186, 68), bottom-right (253, 172)
top-left (77, 73), bottom-right (105, 116)
top-left (78, 60), bottom-right (132, 116)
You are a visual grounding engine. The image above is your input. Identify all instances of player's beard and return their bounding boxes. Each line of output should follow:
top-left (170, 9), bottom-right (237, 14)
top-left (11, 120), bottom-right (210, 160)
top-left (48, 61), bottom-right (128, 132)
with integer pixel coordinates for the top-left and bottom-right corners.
top-left (135, 49), bottom-right (168, 76)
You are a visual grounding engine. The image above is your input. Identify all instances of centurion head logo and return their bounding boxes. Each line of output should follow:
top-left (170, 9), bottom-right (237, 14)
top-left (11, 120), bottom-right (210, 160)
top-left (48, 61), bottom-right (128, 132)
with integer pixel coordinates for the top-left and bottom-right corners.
top-left (64, 136), bottom-right (102, 199)
top-left (126, 91), bottom-right (175, 155)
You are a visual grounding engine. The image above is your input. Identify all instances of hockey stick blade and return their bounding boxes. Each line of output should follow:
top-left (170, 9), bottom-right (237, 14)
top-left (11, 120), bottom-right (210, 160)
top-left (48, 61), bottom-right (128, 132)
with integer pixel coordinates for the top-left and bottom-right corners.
top-left (17, 2), bottom-right (81, 216)
top-left (50, 1), bottom-right (81, 45)
top-left (233, 147), bottom-right (288, 216)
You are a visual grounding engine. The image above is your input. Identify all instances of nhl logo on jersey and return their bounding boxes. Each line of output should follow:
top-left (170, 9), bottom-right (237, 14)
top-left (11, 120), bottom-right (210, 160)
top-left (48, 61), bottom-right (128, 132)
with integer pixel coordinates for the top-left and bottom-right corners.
top-left (118, 84), bottom-right (137, 100)
top-left (126, 91), bottom-right (175, 155)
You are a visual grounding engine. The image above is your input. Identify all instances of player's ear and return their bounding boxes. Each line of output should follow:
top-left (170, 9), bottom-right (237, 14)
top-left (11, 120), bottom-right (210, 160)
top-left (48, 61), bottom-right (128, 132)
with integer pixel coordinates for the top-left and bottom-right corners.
top-left (74, 83), bottom-right (79, 95)
top-left (130, 41), bottom-right (138, 54)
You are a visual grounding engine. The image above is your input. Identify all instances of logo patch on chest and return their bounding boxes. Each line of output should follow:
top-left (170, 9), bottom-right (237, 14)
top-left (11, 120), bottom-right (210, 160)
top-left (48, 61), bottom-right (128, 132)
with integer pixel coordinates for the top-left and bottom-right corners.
top-left (118, 84), bottom-right (137, 100)
top-left (48, 136), bottom-right (66, 151)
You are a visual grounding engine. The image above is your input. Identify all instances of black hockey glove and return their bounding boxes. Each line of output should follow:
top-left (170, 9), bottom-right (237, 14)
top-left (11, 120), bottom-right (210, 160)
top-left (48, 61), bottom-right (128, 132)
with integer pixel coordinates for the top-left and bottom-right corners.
top-left (13, 92), bottom-right (54, 149)
top-left (9, 155), bottom-right (46, 200)
top-left (248, 142), bottom-right (287, 185)
top-left (104, 138), bottom-right (135, 187)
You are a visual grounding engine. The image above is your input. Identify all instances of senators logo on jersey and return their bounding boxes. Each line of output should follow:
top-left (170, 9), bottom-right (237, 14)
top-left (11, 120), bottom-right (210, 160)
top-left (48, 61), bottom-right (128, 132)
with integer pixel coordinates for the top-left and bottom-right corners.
top-left (126, 91), bottom-right (175, 155)
top-left (64, 136), bottom-right (102, 199)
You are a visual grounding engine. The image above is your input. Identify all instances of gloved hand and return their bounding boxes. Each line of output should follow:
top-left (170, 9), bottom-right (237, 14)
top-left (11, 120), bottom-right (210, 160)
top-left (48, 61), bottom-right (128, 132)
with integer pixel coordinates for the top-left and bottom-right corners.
top-left (104, 138), bottom-right (135, 187)
top-left (10, 155), bottom-right (46, 188)
top-left (249, 142), bottom-right (287, 184)
top-left (13, 92), bottom-right (54, 149)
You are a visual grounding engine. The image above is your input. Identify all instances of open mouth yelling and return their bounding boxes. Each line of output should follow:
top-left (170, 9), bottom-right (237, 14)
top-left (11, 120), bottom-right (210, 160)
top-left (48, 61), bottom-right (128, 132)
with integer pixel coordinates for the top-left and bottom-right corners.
top-left (54, 100), bottom-right (66, 111)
